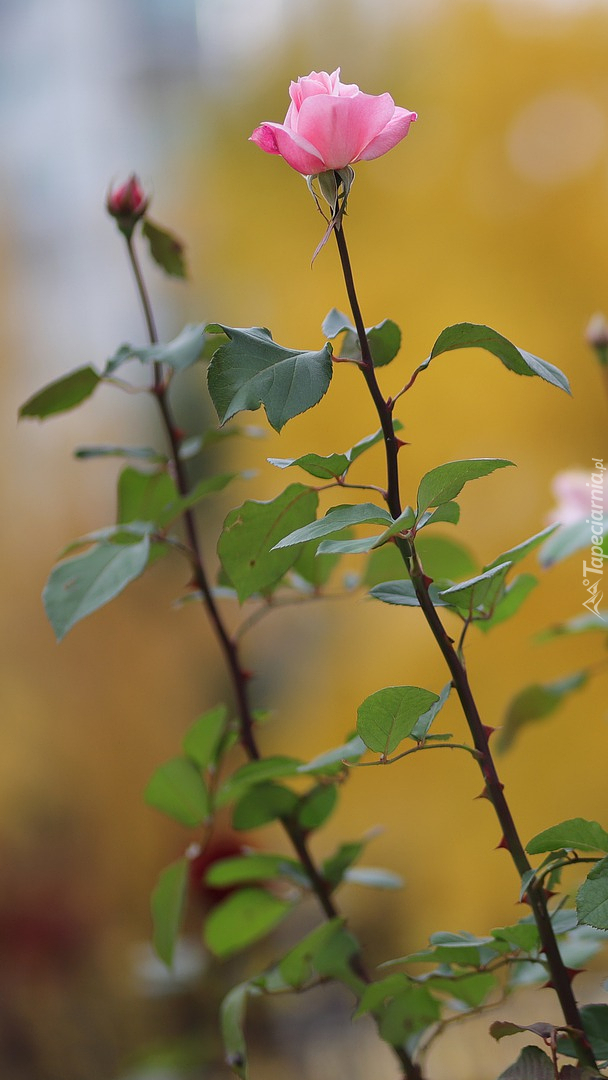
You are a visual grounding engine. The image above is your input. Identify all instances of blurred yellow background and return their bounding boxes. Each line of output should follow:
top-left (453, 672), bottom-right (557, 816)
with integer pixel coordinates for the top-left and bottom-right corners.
top-left (4, 0), bottom-right (608, 1077)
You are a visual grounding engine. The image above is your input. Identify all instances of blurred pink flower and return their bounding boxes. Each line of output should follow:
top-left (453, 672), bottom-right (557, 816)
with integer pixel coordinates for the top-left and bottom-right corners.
top-left (548, 469), bottom-right (589, 525)
top-left (250, 68), bottom-right (416, 176)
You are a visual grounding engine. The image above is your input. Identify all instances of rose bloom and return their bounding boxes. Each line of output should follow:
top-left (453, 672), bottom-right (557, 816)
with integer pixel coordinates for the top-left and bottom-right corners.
top-left (250, 68), bottom-right (416, 176)
top-left (548, 470), bottom-right (589, 525)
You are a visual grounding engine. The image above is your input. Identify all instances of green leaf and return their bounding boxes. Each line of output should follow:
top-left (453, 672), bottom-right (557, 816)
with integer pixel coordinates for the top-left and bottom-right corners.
top-left (220, 982), bottom-right (254, 1079)
top-left (496, 1046), bottom-right (555, 1080)
top-left (477, 574), bottom-right (537, 633)
top-left (204, 887), bottom-right (292, 958)
top-left (19, 366), bottom-right (100, 419)
top-left (117, 466), bottom-right (178, 527)
top-left (369, 579), bottom-right (449, 607)
top-left (278, 918), bottom-right (347, 989)
top-left (232, 782), bottom-right (298, 830)
top-left (497, 671), bottom-right (588, 752)
top-left (144, 756), bottom-right (209, 826)
top-left (105, 324), bottom-right (207, 375)
top-left (273, 502), bottom-right (392, 550)
top-left (577, 856), bottom-right (608, 930)
top-left (415, 534), bottom-right (476, 580)
top-left (539, 517), bottom-right (608, 568)
top-left (182, 705), bottom-right (228, 770)
top-left (416, 458), bottom-right (514, 517)
top-left (151, 858), bottom-right (189, 965)
top-left (527, 819), bottom-right (608, 856)
top-left (205, 853), bottom-right (307, 888)
top-left (344, 866), bottom-right (403, 889)
top-left (43, 536), bottom-right (150, 641)
top-left (206, 324), bottom-right (333, 432)
top-left (218, 485), bottom-right (318, 602)
top-left (142, 219), bottom-right (187, 278)
top-left (410, 681), bottom-right (452, 741)
top-left (439, 562), bottom-right (511, 616)
top-left (296, 784), bottom-right (338, 830)
top-left (298, 734), bottom-right (368, 774)
top-left (425, 323), bottom-right (571, 394)
top-left (357, 686), bottom-right (440, 755)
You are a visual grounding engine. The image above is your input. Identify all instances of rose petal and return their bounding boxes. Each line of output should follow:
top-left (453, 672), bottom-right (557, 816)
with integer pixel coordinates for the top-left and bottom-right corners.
top-left (354, 106), bottom-right (417, 162)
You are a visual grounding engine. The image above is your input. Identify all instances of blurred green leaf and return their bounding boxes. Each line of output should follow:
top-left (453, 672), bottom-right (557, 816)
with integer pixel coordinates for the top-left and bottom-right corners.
top-left (218, 485), bottom-right (318, 602)
top-left (424, 323), bottom-right (571, 394)
top-left (417, 458), bottom-right (514, 517)
top-left (151, 858), bottom-right (189, 966)
top-left (498, 671), bottom-right (588, 752)
top-left (357, 686), bottom-right (440, 755)
top-left (206, 324), bottom-right (333, 432)
top-left (142, 219), bottom-right (187, 278)
top-left (19, 366), bottom-right (100, 419)
top-left (204, 888), bottom-right (292, 959)
top-left (145, 756), bottom-right (209, 827)
top-left (43, 536), bottom-right (150, 641)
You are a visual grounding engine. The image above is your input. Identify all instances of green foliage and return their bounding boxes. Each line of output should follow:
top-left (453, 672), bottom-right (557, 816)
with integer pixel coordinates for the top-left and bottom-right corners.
top-left (144, 756), bottom-right (210, 826)
top-left (142, 219), bottom-right (187, 278)
top-left (218, 485), bottom-right (318, 602)
top-left (423, 323), bottom-right (571, 393)
top-left (527, 819), bottom-right (608, 856)
top-left (498, 672), bottom-right (588, 752)
top-left (19, 366), bottom-right (100, 419)
top-left (105, 324), bottom-right (207, 374)
top-left (150, 858), bottom-right (189, 965)
top-left (322, 308), bottom-right (402, 367)
top-left (416, 458), bottom-right (514, 517)
top-left (43, 536), bottom-right (151, 641)
top-left (206, 324), bottom-right (333, 431)
top-left (204, 887), bottom-right (292, 958)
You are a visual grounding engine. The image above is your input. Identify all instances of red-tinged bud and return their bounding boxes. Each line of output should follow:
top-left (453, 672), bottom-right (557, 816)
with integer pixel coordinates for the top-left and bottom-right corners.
top-left (106, 174), bottom-right (149, 237)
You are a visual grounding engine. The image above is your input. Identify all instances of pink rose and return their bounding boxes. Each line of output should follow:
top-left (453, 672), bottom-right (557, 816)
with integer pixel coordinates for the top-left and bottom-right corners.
top-left (250, 69), bottom-right (417, 176)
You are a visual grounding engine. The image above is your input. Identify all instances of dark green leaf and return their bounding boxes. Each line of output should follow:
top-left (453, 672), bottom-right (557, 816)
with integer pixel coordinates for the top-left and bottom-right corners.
top-left (357, 686), bottom-right (440, 755)
top-left (218, 485), bottom-right (318, 602)
top-left (296, 784), bottom-right (338, 830)
top-left (232, 782), bottom-right (298, 830)
top-left (206, 324), bottom-right (333, 432)
top-left (495, 1045), bottom-right (555, 1080)
top-left (142, 219), bottom-right (187, 278)
top-left (19, 366), bottom-right (100, 419)
top-left (417, 458), bottom-right (514, 516)
top-left (151, 858), bottom-right (189, 965)
top-left (527, 819), bottom-right (608, 856)
top-left (368, 579), bottom-right (449, 607)
top-left (144, 756), bottom-right (209, 826)
top-left (43, 536), bottom-right (150, 641)
top-left (273, 502), bottom-right (392, 550)
top-left (204, 887), bottom-right (292, 958)
top-left (425, 323), bottom-right (571, 394)
top-left (182, 705), bottom-right (228, 770)
top-left (205, 853), bottom-right (307, 888)
top-left (498, 672), bottom-right (588, 752)
top-left (105, 324), bottom-right (207, 375)
top-left (298, 735), bottom-right (367, 774)
top-left (577, 856), bottom-right (608, 930)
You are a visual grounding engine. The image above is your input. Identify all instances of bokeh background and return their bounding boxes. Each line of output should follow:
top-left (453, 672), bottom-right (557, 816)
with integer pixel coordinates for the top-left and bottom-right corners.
top-left (4, 0), bottom-right (608, 1077)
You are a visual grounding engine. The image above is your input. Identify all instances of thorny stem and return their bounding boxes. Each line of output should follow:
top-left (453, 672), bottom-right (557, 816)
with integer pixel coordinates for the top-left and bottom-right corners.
top-left (123, 229), bottom-right (423, 1080)
top-left (333, 217), bottom-right (598, 1073)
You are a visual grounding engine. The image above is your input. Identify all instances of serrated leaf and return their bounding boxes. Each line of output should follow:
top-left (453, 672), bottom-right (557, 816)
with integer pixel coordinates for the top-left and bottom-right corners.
top-left (204, 887), bottom-right (292, 958)
top-left (232, 782), bottom-right (298, 830)
top-left (151, 858), bottom-right (189, 965)
top-left (424, 323), bottom-right (571, 394)
top-left (577, 856), bottom-right (608, 930)
top-left (357, 686), bottom-right (440, 755)
top-left (539, 517), bottom-right (608, 568)
top-left (273, 502), bottom-right (392, 550)
top-left (496, 1045), bottom-right (555, 1080)
top-left (43, 536), bottom-right (150, 640)
top-left (417, 458), bottom-right (514, 517)
top-left (142, 218), bottom-right (187, 278)
top-left (182, 705), bottom-right (228, 770)
top-left (144, 756), bottom-right (209, 826)
top-left (19, 366), bottom-right (100, 419)
top-left (298, 734), bottom-right (367, 774)
top-left (368, 579), bottom-right (449, 607)
top-left (498, 672), bottom-right (588, 752)
top-left (218, 484), bottom-right (318, 602)
top-left (527, 819), bottom-right (608, 856)
top-left (295, 784), bottom-right (338, 830)
top-left (206, 324), bottom-right (333, 432)
top-left (105, 324), bottom-right (207, 375)
top-left (205, 853), bottom-right (307, 888)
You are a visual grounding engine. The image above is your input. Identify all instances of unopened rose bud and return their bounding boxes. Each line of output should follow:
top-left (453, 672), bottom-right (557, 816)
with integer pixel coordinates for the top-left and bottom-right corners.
top-left (585, 312), bottom-right (608, 365)
top-left (106, 174), bottom-right (149, 237)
